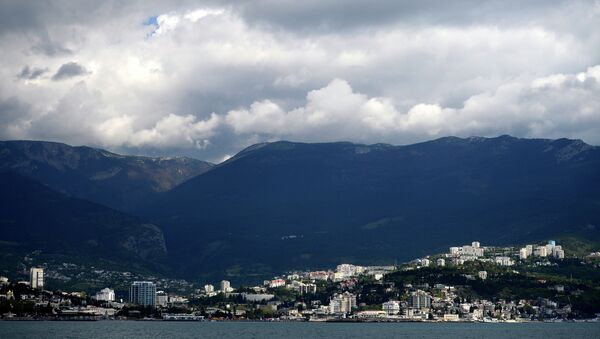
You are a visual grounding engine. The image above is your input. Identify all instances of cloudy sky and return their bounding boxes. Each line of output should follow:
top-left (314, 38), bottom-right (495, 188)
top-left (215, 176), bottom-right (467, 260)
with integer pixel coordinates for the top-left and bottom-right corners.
top-left (1, 0), bottom-right (600, 161)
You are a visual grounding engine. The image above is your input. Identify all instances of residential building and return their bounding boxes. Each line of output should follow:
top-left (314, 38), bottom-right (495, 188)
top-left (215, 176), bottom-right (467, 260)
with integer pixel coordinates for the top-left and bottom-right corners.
top-left (519, 248), bottom-right (528, 260)
top-left (30, 267), bottom-right (44, 290)
top-left (436, 258), bottom-right (446, 267)
top-left (329, 292), bottom-right (357, 314)
top-left (204, 284), bottom-right (214, 293)
top-left (534, 246), bottom-right (548, 257)
top-left (335, 264), bottom-right (364, 279)
top-left (309, 271), bottom-right (330, 281)
top-left (408, 290), bottom-right (431, 310)
top-left (156, 290), bottom-right (168, 307)
top-left (299, 283), bottom-right (317, 295)
top-left (525, 245), bottom-right (533, 256)
top-left (478, 271), bottom-right (488, 280)
top-left (382, 300), bottom-right (400, 315)
top-left (494, 256), bottom-right (514, 266)
top-left (220, 280), bottom-right (233, 292)
top-left (94, 288), bottom-right (115, 302)
top-left (129, 281), bottom-right (156, 306)
top-left (269, 279), bottom-right (286, 288)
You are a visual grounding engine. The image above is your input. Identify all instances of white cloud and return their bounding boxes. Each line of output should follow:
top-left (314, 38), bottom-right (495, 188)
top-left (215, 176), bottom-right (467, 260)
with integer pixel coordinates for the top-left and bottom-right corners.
top-left (128, 113), bottom-right (221, 148)
top-left (1, 1), bottom-right (600, 159)
top-left (224, 65), bottom-right (600, 144)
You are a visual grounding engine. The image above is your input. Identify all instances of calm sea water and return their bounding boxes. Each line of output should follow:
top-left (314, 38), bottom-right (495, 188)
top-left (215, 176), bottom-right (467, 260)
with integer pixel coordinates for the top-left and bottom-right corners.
top-left (1, 321), bottom-right (599, 339)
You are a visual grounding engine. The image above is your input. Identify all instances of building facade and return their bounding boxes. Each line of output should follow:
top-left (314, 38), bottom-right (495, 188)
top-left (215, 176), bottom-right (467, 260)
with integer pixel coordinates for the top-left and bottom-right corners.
top-left (94, 288), bottom-right (115, 302)
top-left (129, 281), bottom-right (156, 306)
top-left (220, 280), bottom-right (232, 292)
top-left (382, 300), bottom-right (400, 315)
top-left (30, 267), bottom-right (44, 290)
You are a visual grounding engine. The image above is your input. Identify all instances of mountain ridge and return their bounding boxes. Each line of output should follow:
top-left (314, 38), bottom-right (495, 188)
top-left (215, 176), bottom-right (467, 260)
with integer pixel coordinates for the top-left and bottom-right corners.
top-left (0, 140), bottom-right (214, 212)
top-left (143, 135), bottom-right (600, 282)
top-left (0, 171), bottom-right (168, 274)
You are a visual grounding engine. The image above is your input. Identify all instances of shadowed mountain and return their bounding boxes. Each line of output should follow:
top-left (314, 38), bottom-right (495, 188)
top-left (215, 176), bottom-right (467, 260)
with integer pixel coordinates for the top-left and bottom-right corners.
top-left (0, 140), bottom-right (213, 212)
top-left (144, 136), bottom-right (600, 282)
top-left (0, 172), bottom-right (168, 272)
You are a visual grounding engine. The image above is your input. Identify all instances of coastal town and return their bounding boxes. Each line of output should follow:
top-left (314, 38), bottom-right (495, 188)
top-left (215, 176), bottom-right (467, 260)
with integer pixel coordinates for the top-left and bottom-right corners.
top-left (1, 240), bottom-right (600, 322)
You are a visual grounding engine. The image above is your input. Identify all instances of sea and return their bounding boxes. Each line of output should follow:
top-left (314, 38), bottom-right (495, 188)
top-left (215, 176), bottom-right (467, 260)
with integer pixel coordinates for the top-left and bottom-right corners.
top-left (1, 321), bottom-right (600, 339)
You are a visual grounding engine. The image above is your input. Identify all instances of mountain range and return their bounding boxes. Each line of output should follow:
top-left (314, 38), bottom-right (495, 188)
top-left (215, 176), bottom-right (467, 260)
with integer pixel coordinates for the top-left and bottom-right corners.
top-left (1, 136), bottom-right (599, 283)
top-left (0, 172), bottom-right (167, 274)
top-left (0, 140), bottom-right (212, 212)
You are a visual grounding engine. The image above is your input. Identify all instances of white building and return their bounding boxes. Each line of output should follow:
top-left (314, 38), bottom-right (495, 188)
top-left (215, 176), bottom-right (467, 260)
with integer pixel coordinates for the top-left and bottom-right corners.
top-left (449, 242), bottom-right (484, 258)
top-left (335, 264), bottom-right (364, 279)
top-left (420, 258), bottom-right (430, 267)
top-left (29, 267), bottom-right (44, 290)
top-left (204, 284), bottom-right (214, 293)
top-left (436, 258), bottom-right (446, 267)
top-left (494, 256), bottom-right (514, 266)
top-left (478, 271), bottom-right (488, 280)
top-left (269, 279), bottom-right (286, 288)
top-left (220, 280), bottom-right (233, 292)
top-left (534, 246), bottom-right (548, 257)
top-left (329, 292), bottom-right (357, 314)
top-left (156, 290), bottom-right (168, 307)
top-left (94, 288), bottom-right (115, 302)
top-left (525, 245), bottom-right (533, 256)
top-left (382, 300), bottom-right (400, 315)
top-left (129, 281), bottom-right (156, 306)
top-left (519, 248), bottom-right (529, 260)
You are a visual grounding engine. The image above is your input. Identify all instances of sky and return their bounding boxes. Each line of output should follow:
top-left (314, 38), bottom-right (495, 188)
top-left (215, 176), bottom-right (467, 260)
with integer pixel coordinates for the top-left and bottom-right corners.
top-left (1, 0), bottom-right (600, 162)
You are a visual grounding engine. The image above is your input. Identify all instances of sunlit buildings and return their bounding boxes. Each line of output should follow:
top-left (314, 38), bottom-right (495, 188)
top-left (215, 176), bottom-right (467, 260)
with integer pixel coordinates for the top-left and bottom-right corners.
top-left (94, 288), bottom-right (115, 302)
top-left (29, 267), bottom-right (44, 290)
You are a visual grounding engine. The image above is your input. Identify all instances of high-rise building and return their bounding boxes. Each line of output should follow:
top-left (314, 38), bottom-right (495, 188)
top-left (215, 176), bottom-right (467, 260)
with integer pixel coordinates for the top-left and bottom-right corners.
top-left (409, 290), bottom-right (431, 310)
top-left (129, 281), bottom-right (156, 306)
top-left (204, 284), bottom-right (214, 293)
top-left (220, 280), bottom-right (232, 292)
top-left (30, 267), bottom-right (44, 290)
top-left (519, 248), bottom-right (529, 260)
top-left (329, 292), bottom-right (357, 314)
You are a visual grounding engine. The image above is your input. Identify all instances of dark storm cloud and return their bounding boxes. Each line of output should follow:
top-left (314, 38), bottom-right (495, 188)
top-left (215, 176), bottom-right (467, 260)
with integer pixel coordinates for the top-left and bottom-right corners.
top-left (17, 65), bottom-right (48, 80)
top-left (235, 0), bottom-right (571, 32)
top-left (51, 62), bottom-right (89, 81)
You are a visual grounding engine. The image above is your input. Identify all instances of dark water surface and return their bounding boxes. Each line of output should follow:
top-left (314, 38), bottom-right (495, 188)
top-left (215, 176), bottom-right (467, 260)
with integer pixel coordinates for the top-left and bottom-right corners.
top-left (1, 321), bottom-right (599, 338)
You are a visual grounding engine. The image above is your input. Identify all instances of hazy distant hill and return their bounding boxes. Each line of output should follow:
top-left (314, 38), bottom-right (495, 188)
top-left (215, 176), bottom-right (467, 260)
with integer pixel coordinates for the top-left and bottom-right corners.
top-left (0, 172), bottom-right (168, 273)
top-left (0, 140), bottom-right (213, 212)
top-left (144, 136), bottom-right (600, 282)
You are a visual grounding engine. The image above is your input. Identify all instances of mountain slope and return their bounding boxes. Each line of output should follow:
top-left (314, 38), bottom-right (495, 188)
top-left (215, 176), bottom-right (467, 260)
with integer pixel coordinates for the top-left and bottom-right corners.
top-left (0, 172), bottom-right (167, 272)
top-left (0, 140), bottom-right (213, 212)
top-left (144, 136), bottom-right (600, 282)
